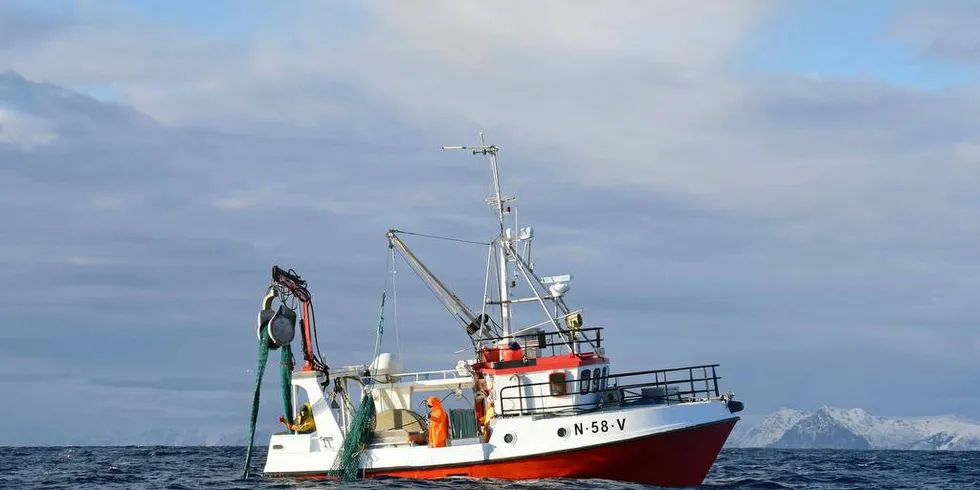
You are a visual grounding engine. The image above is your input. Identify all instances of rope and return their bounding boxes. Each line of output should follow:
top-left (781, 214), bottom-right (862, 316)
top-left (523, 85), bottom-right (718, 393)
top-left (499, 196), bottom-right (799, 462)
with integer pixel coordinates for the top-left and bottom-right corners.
top-left (241, 327), bottom-right (271, 479)
top-left (372, 291), bottom-right (386, 361)
top-left (330, 293), bottom-right (387, 481)
top-left (279, 345), bottom-right (295, 430)
top-left (332, 393), bottom-right (376, 480)
top-left (309, 297), bottom-right (325, 366)
top-left (242, 322), bottom-right (298, 479)
top-left (390, 229), bottom-right (489, 246)
top-left (391, 247), bottom-right (471, 329)
top-left (391, 244), bottom-right (402, 358)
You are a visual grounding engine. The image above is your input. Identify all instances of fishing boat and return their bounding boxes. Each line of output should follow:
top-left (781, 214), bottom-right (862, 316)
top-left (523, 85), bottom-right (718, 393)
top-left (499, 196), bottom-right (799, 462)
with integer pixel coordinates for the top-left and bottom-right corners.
top-left (242, 133), bottom-right (745, 487)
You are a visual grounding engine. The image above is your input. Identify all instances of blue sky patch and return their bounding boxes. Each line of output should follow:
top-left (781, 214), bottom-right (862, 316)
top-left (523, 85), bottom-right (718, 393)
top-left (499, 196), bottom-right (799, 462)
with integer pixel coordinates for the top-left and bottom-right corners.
top-left (733, 0), bottom-right (975, 89)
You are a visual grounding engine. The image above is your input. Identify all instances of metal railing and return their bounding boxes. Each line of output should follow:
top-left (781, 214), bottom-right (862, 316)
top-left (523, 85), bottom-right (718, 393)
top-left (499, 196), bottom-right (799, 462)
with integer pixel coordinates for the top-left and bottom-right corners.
top-left (483, 327), bottom-right (604, 358)
top-left (364, 368), bottom-right (470, 384)
top-left (497, 363), bottom-right (723, 417)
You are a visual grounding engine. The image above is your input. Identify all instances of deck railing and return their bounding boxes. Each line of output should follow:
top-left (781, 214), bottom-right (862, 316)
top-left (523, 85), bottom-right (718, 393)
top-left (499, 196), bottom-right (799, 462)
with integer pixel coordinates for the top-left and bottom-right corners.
top-left (497, 363), bottom-right (723, 417)
top-left (483, 327), bottom-right (604, 358)
top-left (364, 368), bottom-right (470, 384)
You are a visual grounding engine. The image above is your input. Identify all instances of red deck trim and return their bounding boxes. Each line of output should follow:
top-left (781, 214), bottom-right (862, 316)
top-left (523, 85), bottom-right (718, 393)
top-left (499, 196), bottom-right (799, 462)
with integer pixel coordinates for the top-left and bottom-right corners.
top-left (479, 353), bottom-right (608, 375)
top-left (276, 417), bottom-right (739, 487)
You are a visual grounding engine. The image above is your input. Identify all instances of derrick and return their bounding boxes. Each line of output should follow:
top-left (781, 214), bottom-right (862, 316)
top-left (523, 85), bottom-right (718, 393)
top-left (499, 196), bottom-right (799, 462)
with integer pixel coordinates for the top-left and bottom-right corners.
top-left (242, 265), bottom-right (329, 479)
top-left (387, 229), bottom-right (500, 345)
top-left (264, 265), bottom-right (329, 374)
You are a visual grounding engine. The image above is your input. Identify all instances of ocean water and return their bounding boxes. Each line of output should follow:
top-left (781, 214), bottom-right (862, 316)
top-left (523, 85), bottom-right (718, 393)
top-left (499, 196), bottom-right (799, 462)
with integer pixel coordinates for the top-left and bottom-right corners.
top-left (1, 447), bottom-right (977, 490)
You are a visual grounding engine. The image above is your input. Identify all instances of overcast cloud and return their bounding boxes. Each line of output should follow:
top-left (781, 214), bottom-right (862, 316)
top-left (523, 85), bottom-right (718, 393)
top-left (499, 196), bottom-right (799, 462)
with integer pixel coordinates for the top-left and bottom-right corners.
top-left (0, 0), bottom-right (978, 444)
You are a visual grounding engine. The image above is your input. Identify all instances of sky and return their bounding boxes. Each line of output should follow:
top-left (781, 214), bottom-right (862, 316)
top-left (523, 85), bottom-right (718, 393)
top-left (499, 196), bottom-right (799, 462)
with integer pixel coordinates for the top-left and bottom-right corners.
top-left (1, 0), bottom-right (979, 445)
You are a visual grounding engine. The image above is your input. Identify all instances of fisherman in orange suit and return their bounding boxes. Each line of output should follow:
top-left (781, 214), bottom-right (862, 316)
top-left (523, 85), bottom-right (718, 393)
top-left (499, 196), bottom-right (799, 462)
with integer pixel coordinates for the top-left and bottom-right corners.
top-left (426, 396), bottom-right (449, 448)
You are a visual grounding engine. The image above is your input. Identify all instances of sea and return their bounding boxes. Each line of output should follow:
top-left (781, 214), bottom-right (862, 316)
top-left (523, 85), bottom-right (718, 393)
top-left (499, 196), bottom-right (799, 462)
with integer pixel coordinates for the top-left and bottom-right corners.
top-left (1, 447), bottom-right (977, 490)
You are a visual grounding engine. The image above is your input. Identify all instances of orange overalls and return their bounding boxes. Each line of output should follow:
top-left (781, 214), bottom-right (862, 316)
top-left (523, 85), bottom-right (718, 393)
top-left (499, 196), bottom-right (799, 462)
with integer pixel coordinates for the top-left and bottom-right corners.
top-left (426, 396), bottom-right (449, 448)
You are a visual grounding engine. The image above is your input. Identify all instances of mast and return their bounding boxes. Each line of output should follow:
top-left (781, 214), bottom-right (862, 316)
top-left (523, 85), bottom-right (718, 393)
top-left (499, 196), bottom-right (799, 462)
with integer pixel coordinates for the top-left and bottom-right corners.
top-left (443, 132), bottom-right (513, 338)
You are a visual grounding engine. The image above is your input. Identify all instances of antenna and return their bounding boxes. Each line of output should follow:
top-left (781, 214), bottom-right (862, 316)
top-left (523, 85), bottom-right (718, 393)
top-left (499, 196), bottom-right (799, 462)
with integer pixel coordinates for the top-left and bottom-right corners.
top-left (442, 131), bottom-right (499, 156)
top-left (442, 131), bottom-right (513, 338)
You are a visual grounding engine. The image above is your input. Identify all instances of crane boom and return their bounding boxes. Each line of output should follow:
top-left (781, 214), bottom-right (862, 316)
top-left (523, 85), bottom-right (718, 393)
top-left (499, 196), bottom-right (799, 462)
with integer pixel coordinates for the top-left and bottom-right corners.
top-left (386, 230), bottom-right (494, 340)
top-left (269, 265), bottom-right (328, 374)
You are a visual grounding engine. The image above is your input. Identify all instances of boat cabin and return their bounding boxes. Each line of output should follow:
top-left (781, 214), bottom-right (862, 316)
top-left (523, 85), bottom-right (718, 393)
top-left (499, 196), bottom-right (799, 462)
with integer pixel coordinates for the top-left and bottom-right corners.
top-left (472, 322), bottom-right (611, 418)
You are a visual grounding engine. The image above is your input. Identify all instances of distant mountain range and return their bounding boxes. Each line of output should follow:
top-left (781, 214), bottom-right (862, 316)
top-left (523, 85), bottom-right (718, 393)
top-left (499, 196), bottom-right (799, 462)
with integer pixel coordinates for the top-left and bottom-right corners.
top-left (728, 407), bottom-right (980, 450)
top-left (61, 425), bottom-right (271, 447)
top-left (47, 407), bottom-right (980, 449)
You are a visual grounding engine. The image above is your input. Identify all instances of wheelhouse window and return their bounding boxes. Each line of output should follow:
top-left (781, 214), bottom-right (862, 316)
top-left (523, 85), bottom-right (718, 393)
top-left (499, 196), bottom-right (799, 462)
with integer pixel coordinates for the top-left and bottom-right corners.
top-left (580, 369), bottom-right (591, 394)
top-left (591, 368), bottom-right (600, 393)
top-left (601, 366), bottom-right (609, 390)
top-left (549, 371), bottom-right (568, 396)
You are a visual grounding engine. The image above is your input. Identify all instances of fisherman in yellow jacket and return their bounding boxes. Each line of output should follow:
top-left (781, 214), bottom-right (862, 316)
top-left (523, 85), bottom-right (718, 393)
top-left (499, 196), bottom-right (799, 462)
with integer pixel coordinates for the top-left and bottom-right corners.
top-left (481, 400), bottom-right (496, 439)
top-left (279, 402), bottom-right (317, 434)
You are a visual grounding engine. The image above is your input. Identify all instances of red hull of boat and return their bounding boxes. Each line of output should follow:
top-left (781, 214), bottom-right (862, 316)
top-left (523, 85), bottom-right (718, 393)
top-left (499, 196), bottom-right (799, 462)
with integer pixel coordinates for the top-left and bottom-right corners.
top-left (292, 417), bottom-right (738, 487)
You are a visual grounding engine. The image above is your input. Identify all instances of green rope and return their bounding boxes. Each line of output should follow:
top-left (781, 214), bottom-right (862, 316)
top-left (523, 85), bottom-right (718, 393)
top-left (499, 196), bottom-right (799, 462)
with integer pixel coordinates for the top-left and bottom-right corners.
top-left (372, 291), bottom-right (385, 361)
top-left (333, 392), bottom-right (377, 480)
top-left (329, 292), bottom-right (386, 480)
top-left (241, 327), bottom-right (271, 479)
top-left (242, 327), bottom-right (296, 479)
top-left (279, 345), bottom-right (295, 431)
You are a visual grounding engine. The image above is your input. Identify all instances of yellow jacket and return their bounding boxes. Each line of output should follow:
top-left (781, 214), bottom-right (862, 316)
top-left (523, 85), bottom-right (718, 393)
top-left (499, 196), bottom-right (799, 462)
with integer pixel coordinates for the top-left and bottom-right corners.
top-left (289, 403), bottom-right (317, 433)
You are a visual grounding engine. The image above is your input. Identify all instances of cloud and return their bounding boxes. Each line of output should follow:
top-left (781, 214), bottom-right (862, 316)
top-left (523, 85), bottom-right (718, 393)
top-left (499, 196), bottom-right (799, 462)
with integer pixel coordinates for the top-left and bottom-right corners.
top-left (0, 1), bottom-right (979, 444)
top-left (94, 0), bottom-right (966, 216)
top-left (356, 2), bottom-right (771, 67)
top-left (893, 0), bottom-right (980, 66)
top-left (0, 3), bottom-right (71, 51)
top-left (0, 106), bottom-right (56, 148)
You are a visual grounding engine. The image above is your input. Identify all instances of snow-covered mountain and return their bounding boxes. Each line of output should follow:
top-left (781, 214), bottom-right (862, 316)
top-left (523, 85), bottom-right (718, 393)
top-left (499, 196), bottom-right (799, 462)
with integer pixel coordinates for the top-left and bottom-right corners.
top-left (729, 407), bottom-right (980, 450)
top-left (770, 408), bottom-right (871, 449)
top-left (732, 408), bottom-right (807, 448)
